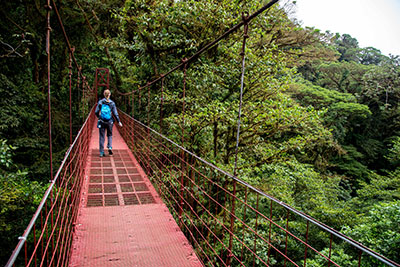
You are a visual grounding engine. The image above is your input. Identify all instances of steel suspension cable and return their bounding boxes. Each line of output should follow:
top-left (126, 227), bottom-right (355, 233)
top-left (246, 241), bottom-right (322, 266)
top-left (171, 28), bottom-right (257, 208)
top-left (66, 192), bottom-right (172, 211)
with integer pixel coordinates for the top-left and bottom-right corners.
top-left (50, 0), bottom-right (85, 79)
top-left (227, 13), bottom-right (250, 266)
top-left (146, 84), bottom-right (151, 173)
top-left (160, 76), bottom-right (165, 134)
top-left (132, 88), bottom-right (136, 143)
top-left (69, 48), bottom-right (74, 145)
top-left (233, 14), bottom-right (249, 178)
top-left (49, 0), bottom-right (96, 149)
top-left (179, 60), bottom-right (188, 226)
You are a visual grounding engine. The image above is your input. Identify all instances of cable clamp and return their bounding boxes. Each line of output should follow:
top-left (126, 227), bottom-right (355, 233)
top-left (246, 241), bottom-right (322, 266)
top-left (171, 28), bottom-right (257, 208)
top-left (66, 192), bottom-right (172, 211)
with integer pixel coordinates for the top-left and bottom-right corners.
top-left (18, 236), bottom-right (26, 241)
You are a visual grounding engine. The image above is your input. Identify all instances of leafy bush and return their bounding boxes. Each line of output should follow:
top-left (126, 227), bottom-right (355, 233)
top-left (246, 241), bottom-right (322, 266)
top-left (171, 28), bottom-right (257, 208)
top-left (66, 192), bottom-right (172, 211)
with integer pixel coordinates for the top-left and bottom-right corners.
top-left (0, 139), bottom-right (45, 265)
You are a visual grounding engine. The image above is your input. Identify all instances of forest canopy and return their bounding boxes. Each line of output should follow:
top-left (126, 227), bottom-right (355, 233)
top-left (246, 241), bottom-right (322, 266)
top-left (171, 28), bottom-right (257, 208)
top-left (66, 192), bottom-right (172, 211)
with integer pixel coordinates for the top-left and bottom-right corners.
top-left (0, 0), bottom-right (399, 265)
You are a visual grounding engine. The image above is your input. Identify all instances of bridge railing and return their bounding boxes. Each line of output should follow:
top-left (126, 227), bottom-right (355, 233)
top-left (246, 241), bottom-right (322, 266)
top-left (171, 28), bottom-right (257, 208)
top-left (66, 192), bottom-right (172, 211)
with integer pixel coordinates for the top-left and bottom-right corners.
top-left (6, 107), bottom-right (96, 267)
top-left (119, 110), bottom-right (399, 267)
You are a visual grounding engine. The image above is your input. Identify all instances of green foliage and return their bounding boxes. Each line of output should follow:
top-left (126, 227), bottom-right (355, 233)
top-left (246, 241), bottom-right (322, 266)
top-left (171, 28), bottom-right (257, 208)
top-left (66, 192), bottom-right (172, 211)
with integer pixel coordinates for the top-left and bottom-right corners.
top-left (0, 139), bottom-right (14, 168)
top-left (354, 171), bottom-right (400, 206)
top-left (330, 145), bottom-right (370, 181)
top-left (335, 33), bottom-right (359, 62)
top-left (290, 81), bottom-right (371, 143)
top-left (386, 136), bottom-right (400, 162)
top-left (0, 0), bottom-right (99, 179)
top-left (307, 247), bottom-right (358, 267)
top-left (0, 140), bottom-right (45, 265)
top-left (343, 201), bottom-right (400, 264)
top-left (359, 47), bottom-right (384, 65)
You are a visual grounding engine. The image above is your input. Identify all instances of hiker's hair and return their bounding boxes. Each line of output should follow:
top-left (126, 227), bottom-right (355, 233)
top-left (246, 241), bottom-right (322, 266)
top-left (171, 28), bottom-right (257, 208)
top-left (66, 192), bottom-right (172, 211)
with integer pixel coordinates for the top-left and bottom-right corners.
top-left (104, 89), bottom-right (111, 98)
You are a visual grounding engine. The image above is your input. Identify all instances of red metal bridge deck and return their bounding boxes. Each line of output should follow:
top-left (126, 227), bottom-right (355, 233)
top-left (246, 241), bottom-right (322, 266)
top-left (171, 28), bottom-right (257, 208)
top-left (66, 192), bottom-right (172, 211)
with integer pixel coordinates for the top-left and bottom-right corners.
top-left (69, 123), bottom-right (202, 266)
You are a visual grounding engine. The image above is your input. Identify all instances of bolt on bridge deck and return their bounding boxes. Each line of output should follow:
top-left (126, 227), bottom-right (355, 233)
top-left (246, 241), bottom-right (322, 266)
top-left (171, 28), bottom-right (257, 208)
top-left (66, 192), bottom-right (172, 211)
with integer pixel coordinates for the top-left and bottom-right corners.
top-left (69, 123), bottom-right (202, 266)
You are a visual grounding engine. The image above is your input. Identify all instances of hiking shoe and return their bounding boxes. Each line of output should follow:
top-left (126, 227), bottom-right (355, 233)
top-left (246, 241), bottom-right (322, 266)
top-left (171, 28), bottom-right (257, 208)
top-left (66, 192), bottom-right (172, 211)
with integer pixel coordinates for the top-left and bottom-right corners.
top-left (108, 149), bottom-right (113, 155)
top-left (100, 152), bottom-right (105, 157)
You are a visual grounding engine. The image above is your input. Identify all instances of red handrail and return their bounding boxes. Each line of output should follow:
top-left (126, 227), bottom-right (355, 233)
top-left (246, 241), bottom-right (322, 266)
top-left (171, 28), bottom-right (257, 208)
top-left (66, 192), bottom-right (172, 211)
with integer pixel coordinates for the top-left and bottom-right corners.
top-left (6, 107), bottom-right (96, 267)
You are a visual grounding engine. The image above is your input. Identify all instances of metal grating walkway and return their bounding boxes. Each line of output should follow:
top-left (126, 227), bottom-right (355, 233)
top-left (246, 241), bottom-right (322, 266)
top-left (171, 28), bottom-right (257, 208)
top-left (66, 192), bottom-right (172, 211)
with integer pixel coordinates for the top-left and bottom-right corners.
top-left (87, 149), bottom-right (156, 207)
top-left (69, 122), bottom-right (202, 266)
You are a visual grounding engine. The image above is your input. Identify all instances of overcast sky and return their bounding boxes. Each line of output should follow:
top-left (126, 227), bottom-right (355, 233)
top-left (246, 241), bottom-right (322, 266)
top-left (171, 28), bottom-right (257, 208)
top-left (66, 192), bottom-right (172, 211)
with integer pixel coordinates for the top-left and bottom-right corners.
top-left (285, 0), bottom-right (400, 56)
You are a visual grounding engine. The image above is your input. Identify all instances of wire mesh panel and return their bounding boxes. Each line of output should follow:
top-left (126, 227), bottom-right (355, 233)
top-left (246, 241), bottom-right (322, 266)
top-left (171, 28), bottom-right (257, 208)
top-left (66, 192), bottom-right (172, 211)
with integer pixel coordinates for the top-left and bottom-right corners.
top-left (6, 108), bottom-right (96, 267)
top-left (119, 110), bottom-right (399, 267)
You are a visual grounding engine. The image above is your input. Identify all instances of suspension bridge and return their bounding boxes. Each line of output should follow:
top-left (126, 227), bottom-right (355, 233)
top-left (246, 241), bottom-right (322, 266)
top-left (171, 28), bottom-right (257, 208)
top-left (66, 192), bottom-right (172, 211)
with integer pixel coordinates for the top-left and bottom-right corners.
top-left (5, 0), bottom-right (400, 266)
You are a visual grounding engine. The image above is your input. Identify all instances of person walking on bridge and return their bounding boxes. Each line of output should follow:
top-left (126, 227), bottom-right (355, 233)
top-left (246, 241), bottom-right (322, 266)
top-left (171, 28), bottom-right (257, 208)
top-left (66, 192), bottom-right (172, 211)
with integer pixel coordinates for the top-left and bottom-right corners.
top-left (95, 89), bottom-right (123, 157)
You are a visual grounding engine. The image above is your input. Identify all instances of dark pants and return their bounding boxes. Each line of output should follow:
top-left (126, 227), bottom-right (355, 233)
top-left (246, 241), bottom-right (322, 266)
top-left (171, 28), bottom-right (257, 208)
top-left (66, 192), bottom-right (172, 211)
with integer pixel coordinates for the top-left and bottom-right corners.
top-left (99, 120), bottom-right (113, 153)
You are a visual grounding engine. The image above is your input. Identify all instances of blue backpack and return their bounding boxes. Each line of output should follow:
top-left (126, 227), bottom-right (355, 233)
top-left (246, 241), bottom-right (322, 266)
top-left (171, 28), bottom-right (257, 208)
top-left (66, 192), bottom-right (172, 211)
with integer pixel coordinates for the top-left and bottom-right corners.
top-left (100, 103), bottom-right (112, 121)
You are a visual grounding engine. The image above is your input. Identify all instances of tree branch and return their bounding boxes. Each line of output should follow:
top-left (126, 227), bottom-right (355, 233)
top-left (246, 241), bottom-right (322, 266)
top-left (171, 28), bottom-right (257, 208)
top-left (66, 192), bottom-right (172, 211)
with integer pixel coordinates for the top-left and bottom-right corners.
top-left (0, 39), bottom-right (26, 58)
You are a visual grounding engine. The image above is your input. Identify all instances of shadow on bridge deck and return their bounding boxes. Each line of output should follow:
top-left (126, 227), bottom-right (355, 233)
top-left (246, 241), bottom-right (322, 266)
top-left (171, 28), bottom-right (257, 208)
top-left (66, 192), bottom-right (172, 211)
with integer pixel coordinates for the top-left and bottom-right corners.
top-left (69, 122), bottom-right (201, 267)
